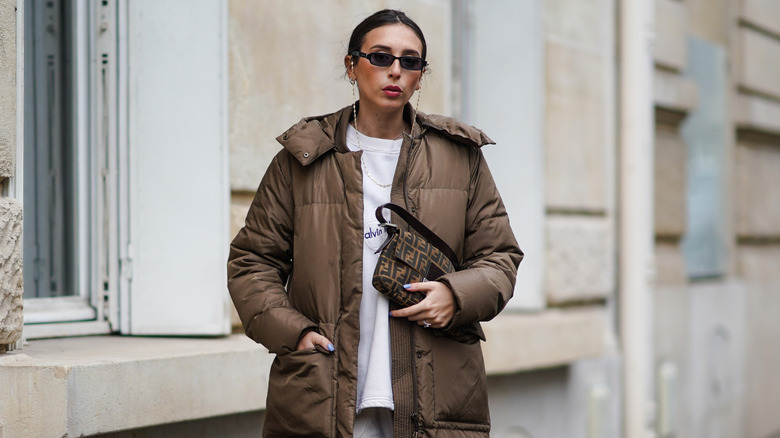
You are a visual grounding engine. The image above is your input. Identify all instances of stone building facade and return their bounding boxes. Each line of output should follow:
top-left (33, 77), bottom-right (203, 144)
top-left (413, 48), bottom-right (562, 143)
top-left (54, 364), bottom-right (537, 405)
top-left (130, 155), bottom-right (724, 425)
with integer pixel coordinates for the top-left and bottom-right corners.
top-left (1, 0), bottom-right (779, 437)
top-left (652, 0), bottom-right (780, 436)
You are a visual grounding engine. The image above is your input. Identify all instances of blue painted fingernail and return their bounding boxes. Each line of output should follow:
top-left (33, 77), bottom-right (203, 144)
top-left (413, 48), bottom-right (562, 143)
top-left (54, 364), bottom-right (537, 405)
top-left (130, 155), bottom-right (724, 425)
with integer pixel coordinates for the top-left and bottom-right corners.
top-left (403, 284), bottom-right (411, 289)
top-left (327, 343), bottom-right (335, 352)
top-left (388, 311), bottom-right (393, 316)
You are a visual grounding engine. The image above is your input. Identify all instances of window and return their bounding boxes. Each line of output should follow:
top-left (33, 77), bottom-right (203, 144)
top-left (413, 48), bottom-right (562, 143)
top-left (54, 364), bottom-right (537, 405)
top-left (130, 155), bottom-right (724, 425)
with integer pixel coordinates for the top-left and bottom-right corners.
top-left (23, 0), bottom-right (117, 336)
top-left (23, 0), bottom-right (77, 300)
top-left (21, 0), bottom-right (231, 338)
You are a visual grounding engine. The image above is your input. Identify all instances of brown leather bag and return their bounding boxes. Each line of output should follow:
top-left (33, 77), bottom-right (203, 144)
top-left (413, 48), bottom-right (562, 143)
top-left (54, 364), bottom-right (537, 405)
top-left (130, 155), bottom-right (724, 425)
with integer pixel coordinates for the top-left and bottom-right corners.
top-left (371, 203), bottom-right (459, 307)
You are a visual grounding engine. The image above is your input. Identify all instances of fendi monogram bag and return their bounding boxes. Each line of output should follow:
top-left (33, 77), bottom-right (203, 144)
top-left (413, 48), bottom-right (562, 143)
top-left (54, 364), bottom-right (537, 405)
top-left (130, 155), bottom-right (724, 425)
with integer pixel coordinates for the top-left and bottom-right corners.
top-left (371, 203), bottom-right (459, 307)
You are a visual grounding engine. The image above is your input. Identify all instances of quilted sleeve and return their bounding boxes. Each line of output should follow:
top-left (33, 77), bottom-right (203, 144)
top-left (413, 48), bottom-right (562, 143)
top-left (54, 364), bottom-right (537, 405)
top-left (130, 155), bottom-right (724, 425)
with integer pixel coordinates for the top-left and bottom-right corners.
top-left (437, 149), bottom-right (524, 330)
top-left (227, 152), bottom-right (317, 355)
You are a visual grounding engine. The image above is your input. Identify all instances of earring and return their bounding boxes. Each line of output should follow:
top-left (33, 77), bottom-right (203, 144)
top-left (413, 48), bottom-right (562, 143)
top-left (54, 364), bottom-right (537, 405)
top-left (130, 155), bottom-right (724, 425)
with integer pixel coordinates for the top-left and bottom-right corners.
top-left (411, 85), bottom-right (421, 137)
top-left (351, 79), bottom-right (359, 126)
top-left (349, 61), bottom-right (358, 122)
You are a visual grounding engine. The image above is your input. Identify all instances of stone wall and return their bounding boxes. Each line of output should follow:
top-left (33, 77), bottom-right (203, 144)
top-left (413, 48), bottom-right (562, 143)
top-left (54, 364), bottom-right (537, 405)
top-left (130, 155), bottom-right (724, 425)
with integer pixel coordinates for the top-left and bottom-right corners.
top-left (0, 0), bottom-right (23, 353)
top-left (543, 0), bottom-right (616, 305)
top-left (734, 1), bottom-right (780, 436)
top-left (0, 199), bottom-right (23, 352)
top-left (487, 355), bottom-right (621, 438)
top-left (652, 0), bottom-right (780, 436)
top-left (0, 0), bottom-right (15, 178)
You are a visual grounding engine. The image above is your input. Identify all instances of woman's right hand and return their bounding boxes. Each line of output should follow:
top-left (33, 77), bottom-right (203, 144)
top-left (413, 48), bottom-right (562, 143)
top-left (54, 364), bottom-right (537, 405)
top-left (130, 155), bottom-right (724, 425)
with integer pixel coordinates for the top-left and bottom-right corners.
top-left (297, 330), bottom-right (335, 353)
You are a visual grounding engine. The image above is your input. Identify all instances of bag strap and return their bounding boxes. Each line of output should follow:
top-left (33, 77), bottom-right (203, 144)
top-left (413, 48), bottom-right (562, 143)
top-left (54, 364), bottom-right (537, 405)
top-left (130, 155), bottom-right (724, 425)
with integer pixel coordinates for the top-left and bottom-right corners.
top-left (375, 203), bottom-right (459, 269)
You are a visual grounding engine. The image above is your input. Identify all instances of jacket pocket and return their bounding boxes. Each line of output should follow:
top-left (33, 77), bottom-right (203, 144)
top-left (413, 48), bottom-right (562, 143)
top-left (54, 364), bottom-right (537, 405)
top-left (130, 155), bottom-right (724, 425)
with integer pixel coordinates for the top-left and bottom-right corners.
top-left (264, 349), bottom-right (334, 437)
top-left (432, 337), bottom-right (490, 426)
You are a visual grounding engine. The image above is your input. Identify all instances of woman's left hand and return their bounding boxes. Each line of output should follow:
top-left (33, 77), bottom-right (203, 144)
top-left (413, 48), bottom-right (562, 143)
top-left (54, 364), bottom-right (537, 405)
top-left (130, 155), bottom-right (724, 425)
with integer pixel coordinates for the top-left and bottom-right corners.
top-left (390, 281), bottom-right (456, 329)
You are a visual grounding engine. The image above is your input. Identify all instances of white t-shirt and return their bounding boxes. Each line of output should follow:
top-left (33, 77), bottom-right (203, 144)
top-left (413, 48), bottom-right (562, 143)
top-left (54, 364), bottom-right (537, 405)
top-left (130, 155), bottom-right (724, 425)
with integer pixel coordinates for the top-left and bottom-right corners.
top-left (346, 124), bottom-right (402, 413)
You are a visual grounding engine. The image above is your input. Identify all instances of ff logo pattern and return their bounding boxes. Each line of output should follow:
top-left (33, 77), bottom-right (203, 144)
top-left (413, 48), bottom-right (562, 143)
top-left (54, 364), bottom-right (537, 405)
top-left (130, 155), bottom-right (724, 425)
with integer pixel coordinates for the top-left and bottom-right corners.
top-left (372, 229), bottom-right (455, 307)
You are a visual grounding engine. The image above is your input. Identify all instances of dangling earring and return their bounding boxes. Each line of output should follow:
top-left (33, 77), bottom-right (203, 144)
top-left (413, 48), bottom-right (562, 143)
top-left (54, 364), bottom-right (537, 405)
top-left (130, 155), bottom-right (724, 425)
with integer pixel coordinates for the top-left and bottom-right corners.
top-left (415, 84), bottom-right (421, 113)
top-left (350, 62), bottom-right (359, 125)
top-left (351, 78), bottom-right (358, 126)
top-left (411, 83), bottom-right (422, 138)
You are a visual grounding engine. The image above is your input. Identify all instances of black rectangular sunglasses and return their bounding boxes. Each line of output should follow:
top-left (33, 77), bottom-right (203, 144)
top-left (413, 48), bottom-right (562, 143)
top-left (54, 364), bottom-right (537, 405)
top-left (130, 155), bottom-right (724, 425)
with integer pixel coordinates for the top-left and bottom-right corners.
top-left (352, 51), bottom-right (427, 71)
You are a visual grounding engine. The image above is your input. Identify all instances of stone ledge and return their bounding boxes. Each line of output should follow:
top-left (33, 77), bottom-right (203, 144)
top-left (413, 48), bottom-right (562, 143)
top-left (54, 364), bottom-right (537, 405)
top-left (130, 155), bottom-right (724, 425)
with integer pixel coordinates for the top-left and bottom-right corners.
top-left (0, 309), bottom-right (610, 436)
top-left (735, 94), bottom-right (780, 137)
top-left (0, 335), bottom-right (272, 437)
top-left (653, 69), bottom-right (698, 114)
top-left (738, 27), bottom-right (780, 100)
top-left (482, 307), bottom-right (610, 374)
top-left (740, 0), bottom-right (780, 39)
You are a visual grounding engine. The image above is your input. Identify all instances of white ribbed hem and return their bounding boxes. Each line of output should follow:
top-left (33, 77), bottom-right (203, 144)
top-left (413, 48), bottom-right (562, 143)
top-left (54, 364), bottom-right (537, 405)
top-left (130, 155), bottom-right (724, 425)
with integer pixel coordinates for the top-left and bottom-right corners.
top-left (356, 398), bottom-right (395, 414)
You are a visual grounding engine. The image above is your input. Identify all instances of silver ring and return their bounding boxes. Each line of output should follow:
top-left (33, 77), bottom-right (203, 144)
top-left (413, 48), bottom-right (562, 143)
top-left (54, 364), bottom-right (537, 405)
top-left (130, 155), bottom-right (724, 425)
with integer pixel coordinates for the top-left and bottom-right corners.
top-left (423, 320), bottom-right (431, 328)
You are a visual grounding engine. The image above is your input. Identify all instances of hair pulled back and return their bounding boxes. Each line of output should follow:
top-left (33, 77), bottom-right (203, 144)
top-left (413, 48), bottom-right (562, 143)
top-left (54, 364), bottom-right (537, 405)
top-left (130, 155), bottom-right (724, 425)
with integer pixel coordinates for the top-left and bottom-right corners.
top-left (347, 9), bottom-right (427, 62)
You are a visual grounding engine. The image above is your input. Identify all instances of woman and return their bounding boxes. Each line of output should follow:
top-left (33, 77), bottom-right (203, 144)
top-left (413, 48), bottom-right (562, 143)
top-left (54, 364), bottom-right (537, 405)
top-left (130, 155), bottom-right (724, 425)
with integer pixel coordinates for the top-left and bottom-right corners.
top-left (228, 9), bottom-right (522, 437)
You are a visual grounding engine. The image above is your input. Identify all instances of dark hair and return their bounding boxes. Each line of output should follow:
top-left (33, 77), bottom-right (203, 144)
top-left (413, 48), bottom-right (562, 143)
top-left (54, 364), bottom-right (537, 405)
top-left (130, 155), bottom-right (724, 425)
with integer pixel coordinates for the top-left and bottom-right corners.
top-left (347, 9), bottom-right (427, 63)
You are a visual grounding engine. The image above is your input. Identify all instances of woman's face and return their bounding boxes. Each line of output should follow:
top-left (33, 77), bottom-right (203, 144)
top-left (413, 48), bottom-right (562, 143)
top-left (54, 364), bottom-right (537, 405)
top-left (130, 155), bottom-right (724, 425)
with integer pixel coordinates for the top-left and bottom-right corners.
top-left (346, 23), bottom-right (425, 119)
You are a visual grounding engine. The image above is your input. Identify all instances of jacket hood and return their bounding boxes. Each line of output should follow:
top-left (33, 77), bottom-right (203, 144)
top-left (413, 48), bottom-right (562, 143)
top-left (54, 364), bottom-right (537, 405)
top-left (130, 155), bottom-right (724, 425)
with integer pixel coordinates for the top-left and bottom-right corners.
top-left (276, 104), bottom-right (495, 166)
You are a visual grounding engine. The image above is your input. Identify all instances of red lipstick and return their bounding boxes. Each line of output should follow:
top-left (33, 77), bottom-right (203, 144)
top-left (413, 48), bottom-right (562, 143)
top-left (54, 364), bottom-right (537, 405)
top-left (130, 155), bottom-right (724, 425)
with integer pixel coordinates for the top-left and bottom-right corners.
top-left (383, 85), bottom-right (402, 97)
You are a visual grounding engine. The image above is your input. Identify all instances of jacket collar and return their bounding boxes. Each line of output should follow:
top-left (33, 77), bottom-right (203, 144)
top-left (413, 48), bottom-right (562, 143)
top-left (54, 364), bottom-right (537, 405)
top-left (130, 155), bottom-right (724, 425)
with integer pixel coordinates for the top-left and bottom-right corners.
top-left (418, 112), bottom-right (495, 149)
top-left (276, 103), bottom-right (494, 166)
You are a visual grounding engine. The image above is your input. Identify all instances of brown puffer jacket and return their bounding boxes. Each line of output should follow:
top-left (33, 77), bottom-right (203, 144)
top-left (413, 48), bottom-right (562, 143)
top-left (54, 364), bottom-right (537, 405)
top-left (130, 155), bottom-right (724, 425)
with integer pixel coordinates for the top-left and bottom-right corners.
top-left (228, 104), bottom-right (523, 437)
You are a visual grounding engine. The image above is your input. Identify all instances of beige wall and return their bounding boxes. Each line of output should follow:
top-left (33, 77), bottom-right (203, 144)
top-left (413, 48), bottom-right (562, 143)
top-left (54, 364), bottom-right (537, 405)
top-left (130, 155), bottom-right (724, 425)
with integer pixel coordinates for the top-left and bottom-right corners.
top-left (735, 3), bottom-right (780, 436)
top-left (652, 0), bottom-right (780, 436)
top-left (228, 0), bottom-right (453, 194)
top-left (0, 0), bottom-right (16, 179)
top-left (543, 0), bottom-right (616, 305)
top-left (0, 0), bottom-right (23, 352)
